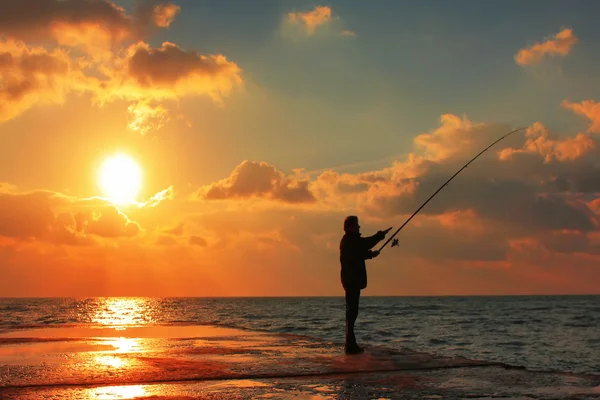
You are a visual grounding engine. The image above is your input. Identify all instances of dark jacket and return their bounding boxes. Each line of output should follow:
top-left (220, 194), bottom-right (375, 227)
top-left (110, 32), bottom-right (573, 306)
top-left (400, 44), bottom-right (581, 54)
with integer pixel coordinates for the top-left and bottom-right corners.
top-left (339, 231), bottom-right (385, 291)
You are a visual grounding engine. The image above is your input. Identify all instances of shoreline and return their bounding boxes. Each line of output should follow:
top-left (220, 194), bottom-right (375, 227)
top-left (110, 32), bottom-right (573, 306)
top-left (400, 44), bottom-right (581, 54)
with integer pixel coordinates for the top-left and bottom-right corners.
top-left (1, 324), bottom-right (599, 399)
top-left (1, 320), bottom-right (598, 378)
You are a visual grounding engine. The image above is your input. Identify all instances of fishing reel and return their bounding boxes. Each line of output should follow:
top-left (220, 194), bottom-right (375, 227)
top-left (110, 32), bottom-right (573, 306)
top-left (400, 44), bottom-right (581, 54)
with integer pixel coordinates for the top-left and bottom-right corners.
top-left (391, 238), bottom-right (399, 247)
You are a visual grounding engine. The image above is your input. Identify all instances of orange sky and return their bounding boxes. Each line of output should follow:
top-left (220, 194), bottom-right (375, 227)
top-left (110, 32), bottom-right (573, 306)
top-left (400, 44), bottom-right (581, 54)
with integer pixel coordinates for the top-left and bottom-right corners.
top-left (1, 1), bottom-right (600, 296)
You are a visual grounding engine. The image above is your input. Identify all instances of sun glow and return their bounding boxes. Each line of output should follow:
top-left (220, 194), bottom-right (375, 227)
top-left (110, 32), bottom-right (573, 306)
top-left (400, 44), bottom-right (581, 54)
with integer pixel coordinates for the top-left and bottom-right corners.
top-left (98, 154), bottom-right (142, 205)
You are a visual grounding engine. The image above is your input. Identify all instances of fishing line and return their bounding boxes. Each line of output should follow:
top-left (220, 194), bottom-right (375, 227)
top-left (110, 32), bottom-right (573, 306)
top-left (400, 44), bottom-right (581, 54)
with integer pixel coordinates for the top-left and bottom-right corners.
top-left (378, 126), bottom-right (527, 253)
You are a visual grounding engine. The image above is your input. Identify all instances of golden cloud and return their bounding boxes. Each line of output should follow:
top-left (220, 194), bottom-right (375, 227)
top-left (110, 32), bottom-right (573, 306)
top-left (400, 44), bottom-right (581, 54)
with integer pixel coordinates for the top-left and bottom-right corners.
top-left (127, 101), bottom-right (170, 135)
top-left (284, 5), bottom-right (355, 38)
top-left (287, 6), bottom-right (333, 35)
top-left (83, 41), bottom-right (243, 132)
top-left (152, 3), bottom-right (181, 28)
top-left (302, 110), bottom-right (600, 246)
top-left (0, 39), bottom-right (81, 122)
top-left (0, 38), bottom-right (242, 131)
top-left (515, 28), bottom-right (578, 66)
top-left (0, 190), bottom-right (142, 246)
top-left (83, 206), bottom-right (140, 238)
top-left (0, 1), bottom-right (241, 134)
top-left (198, 160), bottom-right (316, 204)
top-left (498, 122), bottom-right (595, 163)
top-left (413, 114), bottom-right (483, 161)
top-left (139, 186), bottom-right (175, 207)
top-left (562, 100), bottom-right (600, 134)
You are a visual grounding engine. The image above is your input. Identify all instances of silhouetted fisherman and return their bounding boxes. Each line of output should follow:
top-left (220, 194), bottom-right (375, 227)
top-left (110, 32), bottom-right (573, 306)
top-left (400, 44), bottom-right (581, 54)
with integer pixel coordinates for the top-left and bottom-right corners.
top-left (339, 216), bottom-right (392, 354)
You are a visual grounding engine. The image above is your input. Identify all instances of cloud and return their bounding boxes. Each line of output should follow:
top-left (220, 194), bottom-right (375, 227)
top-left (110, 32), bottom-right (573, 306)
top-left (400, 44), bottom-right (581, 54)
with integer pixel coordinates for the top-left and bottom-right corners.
top-left (537, 230), bottom-right (594, 255)
top-left (413, 114), bottom-right (499, 162)
top-left (283, 5), bottom-right (355, 38)
top-left (83, 40), bottom-right (242, 133)
top-left (118, 41), bottom-right (242, 102)
top-left (83, 206), bottom-right (140, 238)
top-left (0, 0), bottom-right (180, 47)
top-left (0, 190), bottom-right (141, 246)
top-left (198, 160), bottom-right (317, 204)
top-left (0, 39), bottom-right (80, 122)
top-left (163, 222), bottom-right (184, 236)
top-left (127, 101), bottom-right (170, 135)
top-left (515, 28), bottom-right (578, 66)
top-left (0, 1), bottom-right (242, 135)
top-left (139, 186), bottom-right (175, 207)
top-left (0, 191), bottom-right (60, 240)
top-left (151, 3), bottom-right (181, 28)
top-left (287, 6), bottom-right (333, 35)
top-left (562, 100), bottom-right (600, 134)
top-left (189, 235), bottom-right (207, 247)
top-left (498, 122), bottom-right (595, 163)
top-left (308, 112), bottom-right (600, 245)
top-left (0, 38), bottom-right (242, 130)
top-left (0, 0), bottom-right (132, 44)
top-left (196, 112), bottom-right (600, 246)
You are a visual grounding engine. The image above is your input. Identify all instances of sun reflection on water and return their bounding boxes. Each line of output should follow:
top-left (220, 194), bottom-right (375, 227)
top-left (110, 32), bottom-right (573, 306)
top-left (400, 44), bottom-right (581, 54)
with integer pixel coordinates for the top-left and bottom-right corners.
top-left (94, 355), bottom-right (129, 369)
top-left (91, 298), bottom-right (154, 328)
top-left (86, 384), bottom-right (148, 399)
top-left (111, 337), bottom-right (142, 353)
top-left (88, 299), bottom-right (153, 375)
top-left (92, 338), bottom-right (143, 370)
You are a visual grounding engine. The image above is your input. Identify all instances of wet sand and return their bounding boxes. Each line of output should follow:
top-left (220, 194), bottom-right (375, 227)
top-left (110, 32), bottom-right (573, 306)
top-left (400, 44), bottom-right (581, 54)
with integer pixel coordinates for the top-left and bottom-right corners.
top-left (1, 325), bottom-right (598, 399)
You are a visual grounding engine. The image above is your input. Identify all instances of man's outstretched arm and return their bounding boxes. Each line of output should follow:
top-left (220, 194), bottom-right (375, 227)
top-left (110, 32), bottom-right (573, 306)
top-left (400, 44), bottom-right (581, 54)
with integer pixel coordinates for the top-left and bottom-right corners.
top-left (359, 227), bottom-right (392, 258)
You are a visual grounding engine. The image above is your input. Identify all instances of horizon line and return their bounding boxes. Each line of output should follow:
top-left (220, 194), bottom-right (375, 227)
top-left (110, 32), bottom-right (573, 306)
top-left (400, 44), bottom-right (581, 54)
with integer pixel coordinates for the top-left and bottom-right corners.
top-left (1, 293), bottom-right (598, 299)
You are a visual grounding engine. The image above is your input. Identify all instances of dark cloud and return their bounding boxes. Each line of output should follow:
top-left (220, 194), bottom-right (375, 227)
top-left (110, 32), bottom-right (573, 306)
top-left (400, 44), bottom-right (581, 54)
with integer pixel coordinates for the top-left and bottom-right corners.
top-left (369, 173), bottom-right (598, 234)
top-left (189, 235), bottom-right (207, 246)
top-left (357, 119), bottom-right (600, 235)
top-left (537, 230), bottom-right (593, 255)
top-left (0, 0), bottom-right (180, 43)
top-left (126, 41), bottom-right (241, 90)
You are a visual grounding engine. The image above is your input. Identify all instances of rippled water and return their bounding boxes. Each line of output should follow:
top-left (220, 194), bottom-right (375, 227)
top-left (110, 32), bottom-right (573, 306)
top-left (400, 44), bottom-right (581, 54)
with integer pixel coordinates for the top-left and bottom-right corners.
top-left (1, 296), bottom-right (598, 374)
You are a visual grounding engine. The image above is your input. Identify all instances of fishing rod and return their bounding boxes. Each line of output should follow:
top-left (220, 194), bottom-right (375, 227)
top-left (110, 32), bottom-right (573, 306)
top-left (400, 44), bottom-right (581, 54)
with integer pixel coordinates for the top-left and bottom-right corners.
top-left (377, 126), bottom-right (527, 253)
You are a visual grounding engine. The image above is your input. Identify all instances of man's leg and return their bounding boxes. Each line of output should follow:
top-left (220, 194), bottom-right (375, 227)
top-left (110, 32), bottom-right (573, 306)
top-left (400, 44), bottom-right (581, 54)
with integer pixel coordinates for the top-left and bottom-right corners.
top-left (345, 289), bottom-right (363, 353)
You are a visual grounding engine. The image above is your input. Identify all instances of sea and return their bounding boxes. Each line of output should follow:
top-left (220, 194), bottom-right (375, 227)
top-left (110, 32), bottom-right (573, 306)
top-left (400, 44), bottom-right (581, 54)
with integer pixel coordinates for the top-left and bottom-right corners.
top-left (0, 295), bottom-right (598, 376)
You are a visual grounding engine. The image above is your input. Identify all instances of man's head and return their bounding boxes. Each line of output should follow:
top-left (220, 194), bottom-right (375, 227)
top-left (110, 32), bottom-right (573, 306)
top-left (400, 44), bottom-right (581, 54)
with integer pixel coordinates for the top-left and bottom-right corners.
top-left (344, 215), bottom-right (360, 233)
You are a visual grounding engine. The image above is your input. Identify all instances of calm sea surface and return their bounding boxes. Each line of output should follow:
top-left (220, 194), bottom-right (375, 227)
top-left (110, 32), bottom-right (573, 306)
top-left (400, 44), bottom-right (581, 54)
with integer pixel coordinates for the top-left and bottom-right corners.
top-left (1, 296), bottom-right (598, 375)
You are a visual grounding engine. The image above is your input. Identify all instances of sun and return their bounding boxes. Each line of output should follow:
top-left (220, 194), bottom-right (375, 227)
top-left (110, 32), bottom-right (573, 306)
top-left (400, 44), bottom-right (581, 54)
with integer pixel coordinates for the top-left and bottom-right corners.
top-left (98, 154), bottom-right (142, 205)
